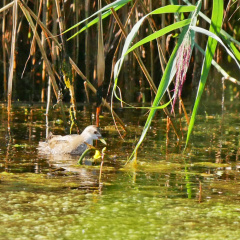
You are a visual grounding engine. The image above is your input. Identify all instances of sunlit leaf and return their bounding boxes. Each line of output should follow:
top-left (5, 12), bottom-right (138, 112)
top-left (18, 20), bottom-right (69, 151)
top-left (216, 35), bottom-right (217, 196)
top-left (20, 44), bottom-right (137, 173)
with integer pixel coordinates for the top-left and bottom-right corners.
top-left (126, 19), bottom-right (191, 55)
top-left (190, 26), bottom-right (240, 69)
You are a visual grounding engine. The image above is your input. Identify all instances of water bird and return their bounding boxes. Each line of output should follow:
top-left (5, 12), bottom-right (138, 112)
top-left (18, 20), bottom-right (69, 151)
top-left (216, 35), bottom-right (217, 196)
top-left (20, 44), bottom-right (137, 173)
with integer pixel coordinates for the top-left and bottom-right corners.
top-left (38, 125), bottom-right (106, 155)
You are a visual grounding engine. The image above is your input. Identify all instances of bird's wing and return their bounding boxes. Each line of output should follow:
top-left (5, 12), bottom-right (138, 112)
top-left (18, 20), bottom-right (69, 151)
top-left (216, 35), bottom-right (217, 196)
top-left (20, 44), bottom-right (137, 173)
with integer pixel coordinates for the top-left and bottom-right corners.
top-left (48, 135), bottom-right (84, 154)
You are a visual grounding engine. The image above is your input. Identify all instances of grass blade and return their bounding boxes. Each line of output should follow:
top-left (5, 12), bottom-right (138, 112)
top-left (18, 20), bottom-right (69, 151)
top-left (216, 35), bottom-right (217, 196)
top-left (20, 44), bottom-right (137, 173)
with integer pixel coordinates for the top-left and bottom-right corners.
top-left (190, 26), bottom-right (240, 69)
top-left (126, 19), bottom-right (191, 55)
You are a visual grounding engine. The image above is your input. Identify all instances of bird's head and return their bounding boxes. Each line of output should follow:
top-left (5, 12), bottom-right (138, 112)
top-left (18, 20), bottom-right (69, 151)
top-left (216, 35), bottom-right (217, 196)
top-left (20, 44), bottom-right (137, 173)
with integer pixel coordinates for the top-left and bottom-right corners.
top-left (82, 125), bottom-right (106, 144)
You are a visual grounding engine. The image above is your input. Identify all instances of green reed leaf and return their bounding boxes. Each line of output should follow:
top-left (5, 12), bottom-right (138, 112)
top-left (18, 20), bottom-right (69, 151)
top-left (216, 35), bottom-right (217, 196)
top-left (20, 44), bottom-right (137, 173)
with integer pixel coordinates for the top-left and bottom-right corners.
top-left (126, 19), bottom-right (191, 55)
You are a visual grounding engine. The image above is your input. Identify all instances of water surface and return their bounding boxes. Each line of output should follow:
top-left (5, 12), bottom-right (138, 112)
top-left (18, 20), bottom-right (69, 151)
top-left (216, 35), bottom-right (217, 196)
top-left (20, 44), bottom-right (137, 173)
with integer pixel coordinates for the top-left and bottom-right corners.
top-left (0, 102), bottom-right (239, 240)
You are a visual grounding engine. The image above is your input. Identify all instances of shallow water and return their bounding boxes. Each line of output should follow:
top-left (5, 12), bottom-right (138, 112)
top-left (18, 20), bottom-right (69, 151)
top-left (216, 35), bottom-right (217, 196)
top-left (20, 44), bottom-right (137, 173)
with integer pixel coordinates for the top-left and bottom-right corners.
top-left (0, 102), bottom-right (240, 240)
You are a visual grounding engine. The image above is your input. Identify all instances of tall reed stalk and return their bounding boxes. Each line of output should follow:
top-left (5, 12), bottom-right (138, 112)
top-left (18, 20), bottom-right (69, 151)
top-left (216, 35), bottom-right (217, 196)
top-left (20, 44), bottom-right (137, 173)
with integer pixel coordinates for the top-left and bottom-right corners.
top-left (7, 0), bottom-right (18, 132)
top-left (41, 0), bottom-right (47, 102)
top-left (2, 0), bottom-right (7, 101)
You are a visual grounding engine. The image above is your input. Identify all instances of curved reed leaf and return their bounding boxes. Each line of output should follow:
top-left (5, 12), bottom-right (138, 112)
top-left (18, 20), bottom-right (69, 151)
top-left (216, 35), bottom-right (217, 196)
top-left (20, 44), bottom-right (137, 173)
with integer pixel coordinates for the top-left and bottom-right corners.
top-left (185, 0), bottom-right (224, 148)
top-left (64, 0), bottom-right (132, 35)
top-left (190, 26), bottom-right (240, 69)
top-left (194, 42), bottom-right (240, 84)
top-left (150, 5), bottom-right (196, 15)
top-left (220, 34), bottom-right (240, 62)
top-left (124, 100), bottom-right (172, 109)
top-left (67, 4), bottom-right (125, 40)
top-left (126, 19), bottom-right (191, 55)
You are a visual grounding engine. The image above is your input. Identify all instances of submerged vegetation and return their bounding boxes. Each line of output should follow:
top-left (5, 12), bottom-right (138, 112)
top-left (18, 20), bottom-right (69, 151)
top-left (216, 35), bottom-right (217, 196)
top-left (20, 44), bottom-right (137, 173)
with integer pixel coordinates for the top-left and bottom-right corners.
top-left (0, 0), bottom-right (240, 159)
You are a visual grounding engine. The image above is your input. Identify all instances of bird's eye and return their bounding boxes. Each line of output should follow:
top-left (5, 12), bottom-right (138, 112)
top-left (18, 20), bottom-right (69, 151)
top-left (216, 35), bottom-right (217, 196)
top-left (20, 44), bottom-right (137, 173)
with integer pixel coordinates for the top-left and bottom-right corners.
top-left (94, 131), bottom-right (98, 134)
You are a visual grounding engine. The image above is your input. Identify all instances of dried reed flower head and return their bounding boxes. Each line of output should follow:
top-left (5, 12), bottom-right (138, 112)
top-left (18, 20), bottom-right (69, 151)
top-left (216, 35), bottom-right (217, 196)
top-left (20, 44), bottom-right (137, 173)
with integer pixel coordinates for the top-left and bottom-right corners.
top-left (172, 33), bottom-right (192, 113)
